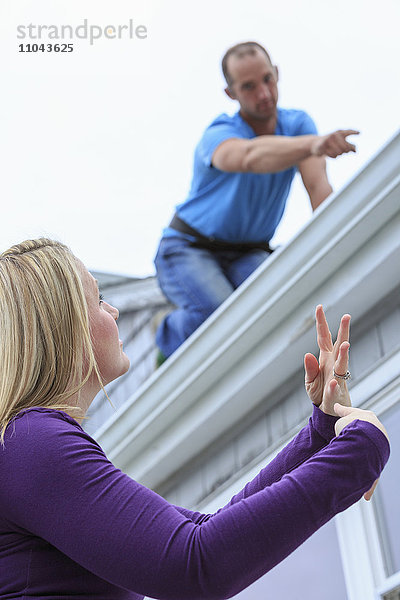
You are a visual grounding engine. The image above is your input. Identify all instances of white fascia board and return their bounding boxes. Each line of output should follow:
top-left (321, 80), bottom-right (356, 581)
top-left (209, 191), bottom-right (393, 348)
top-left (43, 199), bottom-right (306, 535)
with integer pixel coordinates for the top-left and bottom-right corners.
top-left (94, 132), bottom-right (400, 488)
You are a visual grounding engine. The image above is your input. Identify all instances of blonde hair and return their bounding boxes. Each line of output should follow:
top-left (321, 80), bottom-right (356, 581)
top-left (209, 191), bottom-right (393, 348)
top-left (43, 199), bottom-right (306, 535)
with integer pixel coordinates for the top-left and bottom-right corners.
top-left (0, 238), bottom-right (101, 441)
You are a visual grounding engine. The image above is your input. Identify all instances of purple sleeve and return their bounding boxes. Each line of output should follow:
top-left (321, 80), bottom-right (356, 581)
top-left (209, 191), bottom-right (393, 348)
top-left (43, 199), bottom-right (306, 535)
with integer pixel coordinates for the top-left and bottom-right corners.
top-left (224, 405), bottom-right (338, 506)
top-left (176, 405), bottom-right (338, 521)
top-left (3, 411), bottom-right (389, 600)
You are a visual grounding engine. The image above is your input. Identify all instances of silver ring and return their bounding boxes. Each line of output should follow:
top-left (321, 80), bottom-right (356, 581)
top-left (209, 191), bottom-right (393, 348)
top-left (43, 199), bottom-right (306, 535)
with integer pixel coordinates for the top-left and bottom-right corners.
top-left (333, 369), bottom-right (351, 381)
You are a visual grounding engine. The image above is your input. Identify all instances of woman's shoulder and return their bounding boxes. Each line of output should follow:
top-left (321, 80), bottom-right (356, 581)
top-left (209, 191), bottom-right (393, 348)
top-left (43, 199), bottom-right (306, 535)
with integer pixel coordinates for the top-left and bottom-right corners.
top-left (0, 407), bottom-right (108, 508)
top-left (12, 405), bottom-right (81, 425)
top-left (0, 406), bottom-right (119, 539)
top-left (4, 406), bottom-right (82, 442)
top-left (1, 406), bottom-right (102, 460)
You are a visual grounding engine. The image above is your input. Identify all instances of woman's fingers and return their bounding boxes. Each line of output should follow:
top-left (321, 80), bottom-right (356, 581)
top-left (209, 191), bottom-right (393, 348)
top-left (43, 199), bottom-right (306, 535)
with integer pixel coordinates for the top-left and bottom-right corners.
top-left (334, 314), bottom-right (351, 356)
top-left (304, 353), bottom-right (320, 384)
top-left (321, 379), bottom-right (342, 415)
top-left (310, 306), bottom-right (352, 413)
top-left (334, 402), bottom-right (353, 418)
top-left (333, 341), bottom-right (350, 379)
top-left (316, 305), bottom-right (333, 352)
top-left (334, 403), bottom-right (390, 441)
top-left (304, 353), bottom-right (323, 407)
top-left (364, 479), bottom-right (379, 501)
top-left (330, 359), bottom-right (351, 407)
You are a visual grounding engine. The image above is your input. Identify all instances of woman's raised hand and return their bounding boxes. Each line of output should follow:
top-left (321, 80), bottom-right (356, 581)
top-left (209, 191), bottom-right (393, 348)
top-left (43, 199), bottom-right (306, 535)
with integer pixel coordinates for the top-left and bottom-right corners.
top-left (304, 305), bottom-right (351, 415)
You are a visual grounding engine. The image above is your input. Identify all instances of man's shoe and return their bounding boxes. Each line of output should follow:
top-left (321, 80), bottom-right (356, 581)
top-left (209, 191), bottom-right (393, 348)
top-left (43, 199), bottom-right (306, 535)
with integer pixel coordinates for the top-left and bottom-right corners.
top-left (156, 349), bottom-right (167, 368)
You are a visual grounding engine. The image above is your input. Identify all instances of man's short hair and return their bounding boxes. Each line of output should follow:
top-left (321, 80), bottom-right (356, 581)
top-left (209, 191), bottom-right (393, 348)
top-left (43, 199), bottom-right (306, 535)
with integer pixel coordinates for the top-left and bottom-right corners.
top-left (222, 42), bottom-right (272, 88)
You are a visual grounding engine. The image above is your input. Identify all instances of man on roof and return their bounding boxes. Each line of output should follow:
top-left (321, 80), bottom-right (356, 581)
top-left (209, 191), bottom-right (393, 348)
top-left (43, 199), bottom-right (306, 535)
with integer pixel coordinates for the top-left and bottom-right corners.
top-left (154, 41), bottom-right (359, 362)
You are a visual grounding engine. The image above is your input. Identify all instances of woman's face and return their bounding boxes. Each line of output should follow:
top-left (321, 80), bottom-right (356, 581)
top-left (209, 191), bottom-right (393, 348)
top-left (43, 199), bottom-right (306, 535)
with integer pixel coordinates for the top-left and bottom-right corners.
top-left (79, 264), bottom-right (130, 385)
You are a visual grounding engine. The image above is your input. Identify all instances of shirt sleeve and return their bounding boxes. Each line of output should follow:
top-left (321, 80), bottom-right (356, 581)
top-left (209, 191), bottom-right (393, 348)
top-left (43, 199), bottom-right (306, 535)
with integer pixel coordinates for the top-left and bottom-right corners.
top-left (293, 110), bottom-right (318, 136)
top-left (3, 412), bottom-right (389, 600)
top-left (175, 405), bottom-right (338, 522)
top-left (197, 118), bottom-right (243, 168)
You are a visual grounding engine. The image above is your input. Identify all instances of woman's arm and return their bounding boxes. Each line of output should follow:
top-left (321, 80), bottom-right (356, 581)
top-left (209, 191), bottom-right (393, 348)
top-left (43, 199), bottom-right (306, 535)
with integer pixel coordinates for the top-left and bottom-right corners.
top-left (178, 306), bottom-right (352, 520)
top-left (174, 405), bottom-right (337, 522)
top-left (2, 411), bottom-right (389, 600)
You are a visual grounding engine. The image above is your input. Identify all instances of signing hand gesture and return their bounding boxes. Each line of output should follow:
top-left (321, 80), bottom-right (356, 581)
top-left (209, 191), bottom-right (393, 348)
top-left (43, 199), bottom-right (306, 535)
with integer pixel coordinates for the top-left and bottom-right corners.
top-left (304, 305), bottom-right (351, 416)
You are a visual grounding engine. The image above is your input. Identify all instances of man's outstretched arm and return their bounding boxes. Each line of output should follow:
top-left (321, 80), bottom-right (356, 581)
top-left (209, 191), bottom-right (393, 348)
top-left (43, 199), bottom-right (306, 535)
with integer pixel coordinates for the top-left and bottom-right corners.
top-left (212, 129), bottom-right (359, 175)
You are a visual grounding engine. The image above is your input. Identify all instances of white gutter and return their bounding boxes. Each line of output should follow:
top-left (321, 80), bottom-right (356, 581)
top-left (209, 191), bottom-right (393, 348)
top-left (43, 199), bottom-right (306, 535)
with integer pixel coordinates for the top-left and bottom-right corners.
top-left (94, 130), bottom-right (400, 489)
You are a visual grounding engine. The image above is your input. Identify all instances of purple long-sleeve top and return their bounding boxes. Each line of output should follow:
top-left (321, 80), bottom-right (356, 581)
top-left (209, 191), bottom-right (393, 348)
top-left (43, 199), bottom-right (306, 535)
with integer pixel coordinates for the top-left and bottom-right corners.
top-left (0, 405), bottom-right (389, 599)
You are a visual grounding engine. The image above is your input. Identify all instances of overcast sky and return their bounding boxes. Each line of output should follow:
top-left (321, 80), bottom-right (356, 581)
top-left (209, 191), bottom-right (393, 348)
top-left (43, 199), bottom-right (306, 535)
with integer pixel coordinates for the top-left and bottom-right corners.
top-left (2, 0), bottom-right (399, 276)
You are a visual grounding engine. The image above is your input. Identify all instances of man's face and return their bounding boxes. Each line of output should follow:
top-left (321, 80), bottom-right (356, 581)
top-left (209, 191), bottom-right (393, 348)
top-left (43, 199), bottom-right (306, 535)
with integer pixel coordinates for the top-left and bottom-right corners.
top-left (226, 49), bottom-right (279, 122)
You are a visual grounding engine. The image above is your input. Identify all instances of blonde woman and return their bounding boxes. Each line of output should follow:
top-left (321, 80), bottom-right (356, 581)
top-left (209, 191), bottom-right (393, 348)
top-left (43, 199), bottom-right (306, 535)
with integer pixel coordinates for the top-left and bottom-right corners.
top-left (0, 238), bottom-right (389, 599)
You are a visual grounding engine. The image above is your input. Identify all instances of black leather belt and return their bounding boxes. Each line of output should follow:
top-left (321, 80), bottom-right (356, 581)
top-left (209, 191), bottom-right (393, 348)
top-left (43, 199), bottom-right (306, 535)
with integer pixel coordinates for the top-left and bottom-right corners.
top-left (169, 214), bottom-right (273, 254)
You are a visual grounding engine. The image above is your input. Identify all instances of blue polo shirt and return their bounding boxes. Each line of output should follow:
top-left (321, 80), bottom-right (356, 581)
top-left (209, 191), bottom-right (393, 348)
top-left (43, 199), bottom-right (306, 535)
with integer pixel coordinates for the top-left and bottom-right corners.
top-left (165, 107), bottom-right (317, 243)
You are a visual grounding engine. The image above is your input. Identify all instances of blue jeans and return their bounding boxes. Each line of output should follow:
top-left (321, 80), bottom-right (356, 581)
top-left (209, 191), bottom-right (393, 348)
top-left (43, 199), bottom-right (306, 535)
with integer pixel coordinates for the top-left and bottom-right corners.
top-left (154, 236), bottom-right (269, 357)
